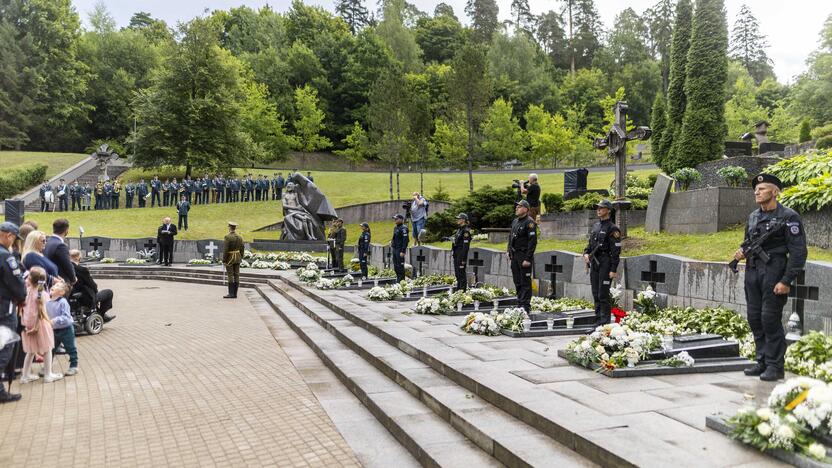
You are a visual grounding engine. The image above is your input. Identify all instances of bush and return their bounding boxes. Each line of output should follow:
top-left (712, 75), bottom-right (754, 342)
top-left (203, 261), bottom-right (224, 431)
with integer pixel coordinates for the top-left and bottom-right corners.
top-left (430, 180), bottom-right (451, 202)
top-left (424, 185), bottom-right (516, 242)
top-left (716, 166), bottom-right (749, 187)
top-left (810, 122), bottom-right (832, 140)
top-left (0, 164), bottom-right (48, 200)
top-left (780, 174), bottom-right (832, 212)
top-left (765, 149), bottom-right (832, 186)
top-left (562, 192), bottom-right (603, 212)
top-left (670, 167), bottom-right (701, 191)
top-left (646, 173), bottom-right (658, 188)
top-left (608, 174), bottom-right (652, 196)
top-left (799, 120), bottom-right (812, 143)
top-left (541, 192), bottom-right (563, 213)
top-left (818, 135), bottom-right (832, 150)
top-left (630, 198), bottom-right (648, 210)
top-left (626, 186), bottom-right (652, 200)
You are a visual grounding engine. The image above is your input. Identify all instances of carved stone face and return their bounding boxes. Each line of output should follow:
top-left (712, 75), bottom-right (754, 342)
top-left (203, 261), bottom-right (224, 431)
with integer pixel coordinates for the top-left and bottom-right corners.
top-left (286, 182), bottom-right (296, 192)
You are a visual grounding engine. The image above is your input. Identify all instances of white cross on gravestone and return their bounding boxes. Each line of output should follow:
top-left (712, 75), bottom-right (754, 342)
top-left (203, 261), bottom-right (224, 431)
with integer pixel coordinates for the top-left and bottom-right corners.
top-left (205, 241), bottom-right (218, 259)
top-left (593, 101), bottom-right (652, 237)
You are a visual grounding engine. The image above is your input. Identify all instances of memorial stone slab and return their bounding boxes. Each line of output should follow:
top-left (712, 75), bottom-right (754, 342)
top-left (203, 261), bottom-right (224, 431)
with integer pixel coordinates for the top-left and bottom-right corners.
top-left (410, 247), bottom-right (428, 277)
top-left (107, 238), bottom-right (135, 260)
top-left (624, 254), bottom-right (683, 295)
top-left (79, 236), bottom-right (112, 256)
top-left (467, 248), bottom-right (495, 285)
top-left (801, 261), bottom-right (832, 333)
top-left (197, 240), bottom-right (225, 261)
top-left (173, 240), bottom-right (200, 263)
top-left (534, 250), bottom-right (577, 298)
top-left (645, 174), bottom-right (673, 233)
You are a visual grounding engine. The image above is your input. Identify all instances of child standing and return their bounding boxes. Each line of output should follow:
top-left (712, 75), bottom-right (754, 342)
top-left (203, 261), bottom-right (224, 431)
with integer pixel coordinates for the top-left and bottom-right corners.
top-left (47, 281), bottom-right (78, 375)
top-left (20, 267), bottom-right (62, 383)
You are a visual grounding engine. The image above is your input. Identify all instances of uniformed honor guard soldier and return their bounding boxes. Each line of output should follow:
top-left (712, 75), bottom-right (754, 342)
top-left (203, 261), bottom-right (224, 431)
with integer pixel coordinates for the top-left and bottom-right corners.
top-left (507, 200), bottom-right (537, 312)
top-left (391, 214), bottom-right (409, 282)
top-left (735, 174), bottom-right (807, 381)
top-left (583, 200), bottom-right (621, 327)
top-left (451, 213), bottom-right (471, 291)
top-left (0, 222), bottom-right (25, 403)
top-left (328, 219), bottom-right (347, 270)
top-left (357, 223), bottom-right (371, 279)
top-left (222, 222), bottom-right (244, 299)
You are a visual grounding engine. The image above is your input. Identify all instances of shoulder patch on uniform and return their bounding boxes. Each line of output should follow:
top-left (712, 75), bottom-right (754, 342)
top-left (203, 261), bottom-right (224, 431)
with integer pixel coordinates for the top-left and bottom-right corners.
top-left (6, 257), bottom-right (17, 269)
top-left (790, 225), bottom-right (800, 235)
top-left (528, 222), bottom-right (534, 229)
top-left (463, 232), bottom-right (470, 238)
top-left (612, 231), bottom-right (621, 239)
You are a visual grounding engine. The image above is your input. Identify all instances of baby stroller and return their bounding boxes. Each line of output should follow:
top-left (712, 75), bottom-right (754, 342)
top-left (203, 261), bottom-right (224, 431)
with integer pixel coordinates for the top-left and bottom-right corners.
top-left (68, 291), bottom-right (105, 335)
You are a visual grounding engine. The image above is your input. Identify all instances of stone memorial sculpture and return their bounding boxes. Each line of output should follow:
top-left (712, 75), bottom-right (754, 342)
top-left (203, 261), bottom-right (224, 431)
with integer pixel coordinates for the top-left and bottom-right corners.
top-left (280, 173), bottom-right (338, 241)
top-left (91, 144), bottom-right (119, 181)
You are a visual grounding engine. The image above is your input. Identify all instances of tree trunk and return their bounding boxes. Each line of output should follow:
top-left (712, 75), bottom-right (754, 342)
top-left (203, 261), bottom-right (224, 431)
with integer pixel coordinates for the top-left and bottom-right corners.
top-left (396, 164), bottom-right (401, 200)
top-left (568, 0), bottom-right (575, 77)
top-left (467, 110), bottom-right (475, 193)
top-left (185, 163), bottom-right (192, 178)
top-left (389, 165), bottom-right (394, 201)
top-left (420, 166), bottom-right (424, 194)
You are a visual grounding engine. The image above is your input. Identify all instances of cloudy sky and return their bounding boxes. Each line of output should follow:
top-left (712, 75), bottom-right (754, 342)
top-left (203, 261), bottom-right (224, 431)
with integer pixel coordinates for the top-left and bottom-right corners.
top-left (72, 0), bottom-right (830, 83)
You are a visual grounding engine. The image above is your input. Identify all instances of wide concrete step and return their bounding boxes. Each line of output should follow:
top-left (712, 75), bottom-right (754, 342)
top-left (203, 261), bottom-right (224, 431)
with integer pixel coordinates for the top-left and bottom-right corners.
top-left (255, 284), bottom-right (502, 468)
top-left (263, 281), bottom-right (594, 468)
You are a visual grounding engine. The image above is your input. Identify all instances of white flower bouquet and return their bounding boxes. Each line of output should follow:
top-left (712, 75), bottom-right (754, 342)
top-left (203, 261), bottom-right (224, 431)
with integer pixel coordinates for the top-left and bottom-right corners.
top-left (727, 377), bottom-right (832, 460)
top-left (368, 286), bottom-right (390, 301)
top-left (188, 259), bottom-right (212, 265)
top-left (468, 288), bottom-right (495, 302)
top-left (565, 323), bottom-right (661, 370)
top-left (659, 351), bottom-right (695, 368)
top-left (315, 278), bottom-right (336, 290)
top-left (609, 282), bottom-right (623, 308)
top-left (460, 312), bottom-right (500, 336)
top-left (414, 297), bottom-right (445, 315)
top-left (240, 259), bottom-right (251, 268)
top-left (99, 257), bottom-right (116, 264)
top-left (272, 261), bottom-right (291, 270)
top-left (125, 258), bottom-right (147, 264)
top-left (494, 307), bottom-right (528, 332)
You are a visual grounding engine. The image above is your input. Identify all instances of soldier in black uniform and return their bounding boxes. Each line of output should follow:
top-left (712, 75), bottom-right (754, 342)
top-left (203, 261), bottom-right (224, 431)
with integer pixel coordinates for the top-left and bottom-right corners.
top-left (507, 200), bottom-right (537, 312)
top-left (736, 174), bottom-right (807, 381)
top-left (328, 218), bottom-right (347, 270)
top-left (391, 214), bottom-right (409, 282)
top-left (357, 223), bottom-right (371, 279)
top-left (451, 213), bottom-right (471, 291)
top-left (583, 200), bottom-right (621, 327)
top-left (0, 222), bottom-right (25, 403)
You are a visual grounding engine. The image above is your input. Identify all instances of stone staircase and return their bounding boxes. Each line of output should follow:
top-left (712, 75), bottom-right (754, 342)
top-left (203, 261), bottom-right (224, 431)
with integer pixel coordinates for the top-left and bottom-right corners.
top-left (89, 264), bottom-right (774, 468)
top-left (23, 161), bottom-right (130, 212)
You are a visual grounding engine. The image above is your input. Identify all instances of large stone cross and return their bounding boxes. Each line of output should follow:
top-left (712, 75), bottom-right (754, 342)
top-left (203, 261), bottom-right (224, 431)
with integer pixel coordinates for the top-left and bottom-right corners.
top-left (640, 260), bottom-right (666, 291)
top-left (90, 144), bottom-right (119, 182)
top-left (205, 241), bottom-right (219, 259)
top-left (88, 238), bottom-right (103, 253)
top-left (593, 101), bottom-right (651, 237)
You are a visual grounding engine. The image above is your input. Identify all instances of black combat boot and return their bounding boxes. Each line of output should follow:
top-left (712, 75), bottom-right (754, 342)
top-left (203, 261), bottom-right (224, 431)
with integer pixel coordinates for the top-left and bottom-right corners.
top-left (760, 367), bottom-right (785, 382)
top-left (223, 283), bottom-right (235, 299)
top-left (231, 282), bottom-right (239, 298)
top-left (743, 362), bottom-right (766, 376)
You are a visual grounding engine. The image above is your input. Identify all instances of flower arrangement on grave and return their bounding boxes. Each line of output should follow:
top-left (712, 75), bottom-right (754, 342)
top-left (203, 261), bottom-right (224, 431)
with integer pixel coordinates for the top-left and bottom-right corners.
top-left (350, 257), bottom-right (360, 272)
top-left (87, 250), bottom-right (101, 260)
top-left (472, 233), bottom-right (487, 241)
top-left (99, 257), bottom-right (116, 264)
top-left (460, 312), bottom-right (500, 336)
top-left (240, 259), bottom-right (251, 268)
top-left (272, 261), bottom-right (291, 270)
top-left (468, 288), bottom-right (495, 302)
top-left (414, 297), bottom-right (448, 315)
top-left (622, 306), bottom-right (755, 359)
top-left (404, 263), bottom-right (413, 278)
top-left (188, 258), bottom-right (212, 265)
top-left (315, 278), bottom-right (336, 290)
top-left (785, 332), bottom-right (832, 382)
top-left (136, 248), bottom-right (155, 261)
top-left (297, 262), bottom-right (322, 283)
top-left (250, 259), bottom-right (275, 269)
top-left (530, 296), bottom-right (593, 313)
top-left (368, 286), bottom-right (390, 301)
top-left (125, 258), bottom-right (147, 264)
top-left (447, 290), bottom-right (474, 307)
top-left (495, 307), bottom-right (528, 332)
top-left (659, 351), bottom-right (695, 368)
top-left (411, 274), bottom-right (455, 287)
top-left (609, 282), bottom-right (623, 308)
top-left (564, 323), bottom-right (661, 370)
top-left (633, 285), bottom-right (658, 315)
top-left (244, 250), bottom-right (326, 264)
top-left (726, 377), bottom-right (832, 461)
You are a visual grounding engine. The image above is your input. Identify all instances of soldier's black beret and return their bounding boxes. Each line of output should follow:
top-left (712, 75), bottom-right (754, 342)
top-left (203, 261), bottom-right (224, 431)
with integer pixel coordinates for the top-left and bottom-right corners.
top-left (752, 173), bottom-right (783, 190)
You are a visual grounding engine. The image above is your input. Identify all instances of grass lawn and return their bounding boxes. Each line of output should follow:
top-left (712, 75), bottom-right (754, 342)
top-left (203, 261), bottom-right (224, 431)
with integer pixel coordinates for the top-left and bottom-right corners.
top-left (0, 151), bottom-right (88, 179)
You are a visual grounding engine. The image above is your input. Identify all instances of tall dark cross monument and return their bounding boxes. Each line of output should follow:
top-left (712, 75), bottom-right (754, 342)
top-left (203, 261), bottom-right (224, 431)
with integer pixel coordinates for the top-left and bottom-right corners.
top-left (593, 101), bottom-right (651, 237)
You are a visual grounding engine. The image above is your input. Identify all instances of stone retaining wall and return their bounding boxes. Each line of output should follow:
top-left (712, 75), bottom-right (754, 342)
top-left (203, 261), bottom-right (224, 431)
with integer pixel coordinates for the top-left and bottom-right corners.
top-left (802, 205), bottom-right (832, 249)
top-left (539, 210), bottom-right (645, 240)
top-left (689, 156), bottom-right (782, 190)
top-left (658, 187), bottom-right (757, 234)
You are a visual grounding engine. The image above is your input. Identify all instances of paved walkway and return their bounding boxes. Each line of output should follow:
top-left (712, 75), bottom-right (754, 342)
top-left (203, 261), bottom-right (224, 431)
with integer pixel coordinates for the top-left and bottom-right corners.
top-left (0, 280), bottom-right (361, 467)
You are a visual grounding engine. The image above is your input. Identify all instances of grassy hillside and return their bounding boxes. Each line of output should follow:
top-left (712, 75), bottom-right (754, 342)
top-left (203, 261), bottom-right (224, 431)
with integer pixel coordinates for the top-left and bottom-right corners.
top-left (0, 151), bottom-right (87, 179)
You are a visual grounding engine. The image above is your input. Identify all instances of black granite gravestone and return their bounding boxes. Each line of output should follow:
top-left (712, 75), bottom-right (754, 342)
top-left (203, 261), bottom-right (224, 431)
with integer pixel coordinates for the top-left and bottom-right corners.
top-left (640, 260), bottom-right (666, 290)
top-left (544, 255), bottom-right (564, 298)
top-left (468, 251), bottom-right (485, 284)
top-left (790, 270), bottom-right (820, 333)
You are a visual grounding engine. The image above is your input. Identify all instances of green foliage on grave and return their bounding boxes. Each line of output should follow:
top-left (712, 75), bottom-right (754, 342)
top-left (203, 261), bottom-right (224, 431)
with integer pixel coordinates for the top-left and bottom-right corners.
top-left (785, 331), bottom-right (832, 381)
top-left (765, 150), bottom-right (832, 186)
top-left (716, 166), bottom-right (749, 187)
top-left (670, 167), bottom-right (701, 191)
top-left (541, 192), bottom-right (563, 213)
top-left (562, 192), bottom-right (603, 212)
top-left (0, 164), bottom-right (47, 199)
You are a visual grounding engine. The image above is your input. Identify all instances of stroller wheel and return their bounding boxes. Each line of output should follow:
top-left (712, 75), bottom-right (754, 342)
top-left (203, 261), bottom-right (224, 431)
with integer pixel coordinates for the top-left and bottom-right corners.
top-left (85, 313), bottom-right (104, 335)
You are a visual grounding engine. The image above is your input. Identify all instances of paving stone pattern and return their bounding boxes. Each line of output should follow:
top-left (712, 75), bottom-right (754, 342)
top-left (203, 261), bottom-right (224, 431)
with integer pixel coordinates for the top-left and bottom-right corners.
top-left (0, 280), bottom-right (360, 468)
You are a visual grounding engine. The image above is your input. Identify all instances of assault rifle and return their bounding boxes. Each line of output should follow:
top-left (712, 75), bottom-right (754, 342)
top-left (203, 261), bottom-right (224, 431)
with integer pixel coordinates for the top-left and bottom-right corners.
top-left (585, 243), bottom-right (601, 273)
top-left (729, 219), bottom-right (785, 273)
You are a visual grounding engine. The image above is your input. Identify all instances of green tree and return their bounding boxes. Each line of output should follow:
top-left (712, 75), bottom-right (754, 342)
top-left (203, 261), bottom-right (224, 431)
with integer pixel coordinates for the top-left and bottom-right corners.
top-left (536, 10), bottom-right (570, 70)
top-left (0, 19), bottom-right (34, 149)
top-left (448, 43), bottom-right (492, 191)
top-left (431, 117), bottom-right (467, 168)
top-left (239, 79), bottom-right (294, 163)
top-left (292, 84), bottom-right (333, 167)
top-left (657, 0), bottom-right (692, 171)
top-left (335, 0), bottom-right (370, 34)
top-left (791, 14), bottom-right (832, 126)
top-left (524, 104), bottom-right (574, 168)
top-left (510, 0), bottom-right (534, 36)
top-left (724, 74), bottom-right (768, 141)
top-left (649, 92), bottom-right (667, 161)
top-left (88, 0), bottom-right (115, 33)
top-left (480, 98), bottom-right (525, 167)
top-left (334, 122), bottom-right (371, 170)
top-left (606, 8), bottom-right (651, 66)
top-left (799, 119), bottom-right (812, 143)
top-left (672, 0), bottom-right (729, 173)
top-left (465, 0), bottom-right (499, 44)
top-left (127, 11), bottom-right (172, 44)
top-left (729, 4), bottom-right (774, 84)
top-left (488, 32), bottom-right (561, 118)
top-left (561, 68), bottom-right (606, 132)
top-left (369, 65), bottom-right (412, 199)
top-left (563, 0), bottom-right (603, 73)
top-left (376, 0), bottom-right (423, 73)
top-left (338, 30), bottom-right (397, 130)
top-left (414, 10), bottom-right (465, 64)
top-left (2, 0), bottom-right (91, 151)
top-left (131, 18), bottom-right (251, 175)
top-left (644, 0), bottom-right (675, 89)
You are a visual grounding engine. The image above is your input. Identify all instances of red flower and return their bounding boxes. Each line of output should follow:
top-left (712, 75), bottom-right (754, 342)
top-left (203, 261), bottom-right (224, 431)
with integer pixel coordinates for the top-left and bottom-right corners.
top-left (612, 307), bottom-right (627, 323)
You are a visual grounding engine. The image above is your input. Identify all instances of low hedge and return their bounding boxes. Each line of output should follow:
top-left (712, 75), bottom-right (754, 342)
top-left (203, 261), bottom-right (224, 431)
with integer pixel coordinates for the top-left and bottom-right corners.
top-left (0, 164), bottom-right (47, 200)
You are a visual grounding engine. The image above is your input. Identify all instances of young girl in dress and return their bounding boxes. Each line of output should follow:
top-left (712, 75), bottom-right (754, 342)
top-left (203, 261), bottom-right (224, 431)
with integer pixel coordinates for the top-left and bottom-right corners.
top-left (20, 267), bottom-right (63, 383)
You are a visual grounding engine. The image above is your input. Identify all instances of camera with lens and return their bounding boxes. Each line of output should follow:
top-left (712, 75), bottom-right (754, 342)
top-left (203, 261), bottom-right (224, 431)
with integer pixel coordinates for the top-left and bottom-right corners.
top-left (511, 179), bottom-right (528, 189)
top-left (402, 202), bottom-right (411, 218)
